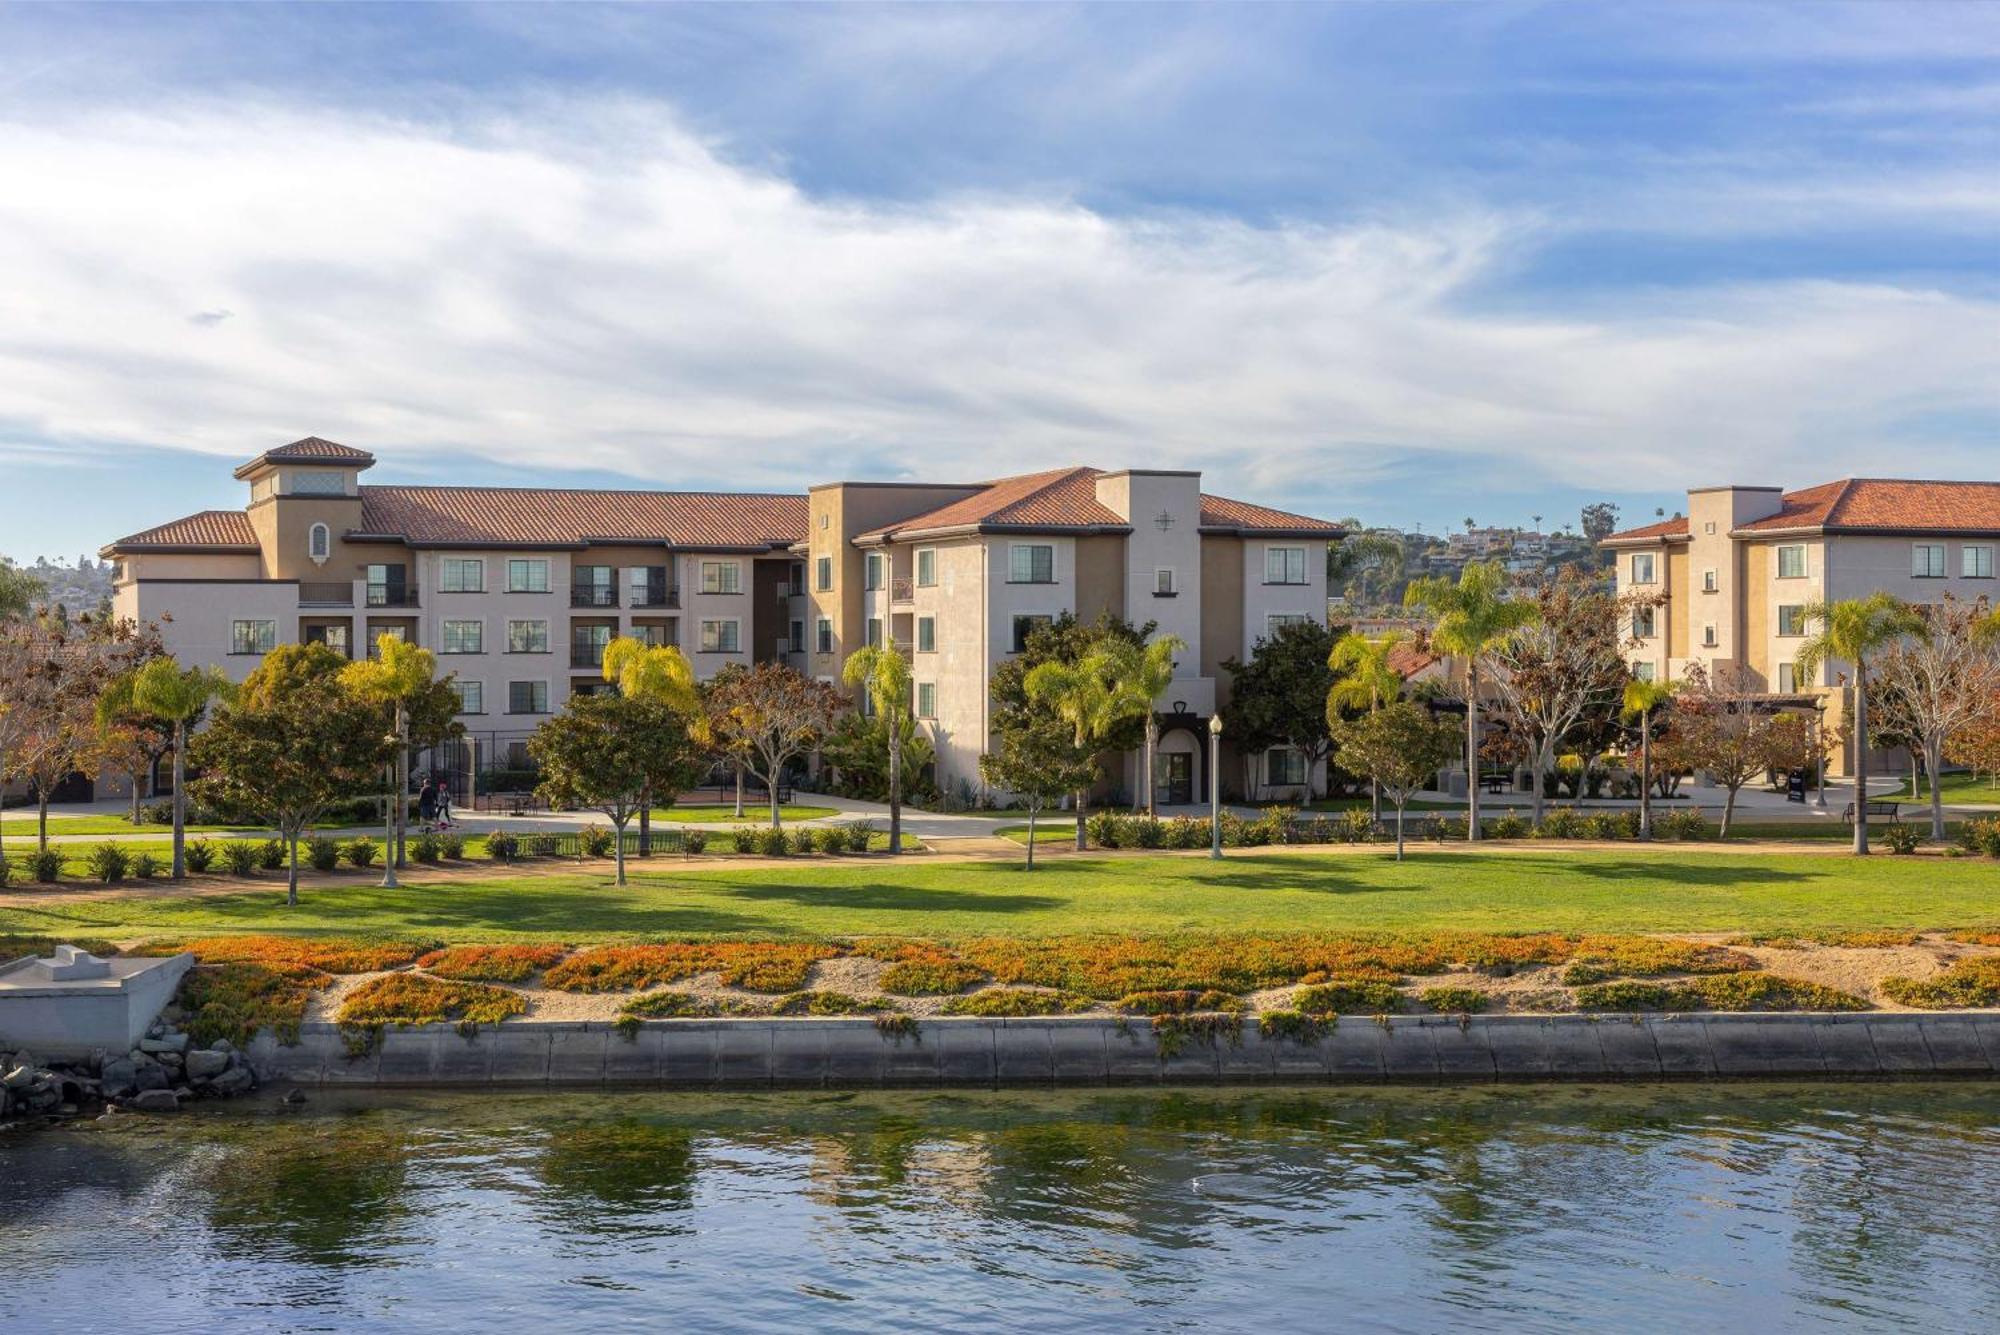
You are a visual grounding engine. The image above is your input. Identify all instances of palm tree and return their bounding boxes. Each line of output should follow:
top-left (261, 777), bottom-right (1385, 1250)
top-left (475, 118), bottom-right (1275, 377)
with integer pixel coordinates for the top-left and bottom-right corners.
top-left (1094, 635), bottom-right (1185, 816)
top-left (342, 636), bottom-right (442, 885)
top-left (1327, 629), bottom-right (1406, 820)
top-left (1404, 561), bottom-right (1538, 840)
top-left (1620, 676), bottom-right (1675, 840)
top-left (1026, 648), bottom-right (1127, 850)
top-left (1793, 593), bottom-right (1926, 854)
top-left (128, 657), bottom-right (232, 879)
top-left (604, 637), bottom-right (699, 854)
top-left (843, 642), bottom-right (914, 854)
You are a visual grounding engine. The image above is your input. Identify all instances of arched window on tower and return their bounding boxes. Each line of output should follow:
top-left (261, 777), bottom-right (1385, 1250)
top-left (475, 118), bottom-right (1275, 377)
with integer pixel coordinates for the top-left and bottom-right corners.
top-left (309, 523), bottom-right (330, 561)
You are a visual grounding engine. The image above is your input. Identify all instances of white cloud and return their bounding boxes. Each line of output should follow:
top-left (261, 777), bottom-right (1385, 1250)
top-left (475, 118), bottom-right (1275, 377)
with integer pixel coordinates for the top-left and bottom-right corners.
top-left (0, 99), bottom-right (1998, 508)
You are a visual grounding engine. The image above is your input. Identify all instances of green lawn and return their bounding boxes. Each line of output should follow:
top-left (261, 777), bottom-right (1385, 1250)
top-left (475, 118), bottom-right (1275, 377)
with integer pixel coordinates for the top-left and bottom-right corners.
top-left (649, 804), bottom-right (839, 824)
top-left (1885, 772), bottom-right (2000, 806)
top-left (0, 814), bottom-right (368, 838)
top-left (2, 847), bottom-right (1994, 944)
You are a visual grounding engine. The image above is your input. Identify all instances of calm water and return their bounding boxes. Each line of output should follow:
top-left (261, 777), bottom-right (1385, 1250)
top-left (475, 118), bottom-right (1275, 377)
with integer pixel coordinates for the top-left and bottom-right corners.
top-left (2, 1084), bottom-right (1996, 1333)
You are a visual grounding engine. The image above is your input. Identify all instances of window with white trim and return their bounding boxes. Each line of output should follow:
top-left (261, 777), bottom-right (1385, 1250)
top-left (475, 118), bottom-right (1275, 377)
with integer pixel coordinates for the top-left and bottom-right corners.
top-left (454, 680), bottom-right (484, 715)
top-left (1913, 543), bottom-right (1947, 578)
top-left (1009, 544), bottom-right (1055, 584)
top-left (1702, 624), bottom-right (1718, 648)
top-left (1777, 545), bottom-right (1806, 579)
top-left (1155, 568), bottom-right (1175, 596)
top-left (308, 523), bottom-right (330, 561)
top-left (866, 617), bottom-right (883, 648)
top-left (506, 559), bottom-right (550, 593)
top-left (700, 560), bottom-right (741, 595)
top-left (1264, 546), bottom-right (1307, 585)
top-left (507, 681), bottom-right (549, 715)
top-left (1633, 606), bottom-right (1656, 639)
top-left (440, 558), bottom-right (484, 592)
top-left (916, 616), bottom-right (936, 653)
top-left (816, 617), bottom-right (833, 654)
top-left (916, 682), bottom-right (937, 719)
top-left (230, 620), bottom-right (278, 655)
top-left (1266, 613), bottom-right (1309, 638)
top-left (1265, 747), bottom-right (1307, 787)
top-left (815, 556), bottom-right (833, 591)
top-left (1964, 545), bottom-right (1994, 579)
top-left (1630, 553), bottom-right (1656, 585)
top-left (1631, 661), bottom-right (1656, 683)
top-left (699, 619), bottom-right (740, 654)
top-left (1777, 605), bottom-right (1806, 637)
top-left (441, 620), bottom-right (483, 654)
top-left (506, 619), bottom-right (550, 653)
top-left (916, 548), bottom-right (937, 587)
top-left (1775, 662), bottom-right (1798, 693)
top-left (290, 470), bottom-right (346, 496)
top-left (1701, 569), bottom-right (1717, 593)
top-left (864, 553), bottom-right (884, 590)
top-left (788, 618), bottom-right (804, 652)
top-left (1011, 614), bottom-right (1053, 653)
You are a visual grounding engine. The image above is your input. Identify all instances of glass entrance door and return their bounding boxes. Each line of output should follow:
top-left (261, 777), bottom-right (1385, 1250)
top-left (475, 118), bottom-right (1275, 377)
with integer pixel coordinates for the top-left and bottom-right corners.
top-left (1158, 752), bottom-right (1194, 807)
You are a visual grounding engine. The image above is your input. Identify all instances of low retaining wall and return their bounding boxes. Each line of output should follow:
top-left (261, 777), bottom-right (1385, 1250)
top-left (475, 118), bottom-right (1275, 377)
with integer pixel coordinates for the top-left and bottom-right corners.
top-left (242, 1012), bottom-right (2000, 1089)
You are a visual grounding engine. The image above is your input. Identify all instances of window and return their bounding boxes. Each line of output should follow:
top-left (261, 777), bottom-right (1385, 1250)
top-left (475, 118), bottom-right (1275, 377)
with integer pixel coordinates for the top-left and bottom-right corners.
top-left (1264, 546), bottom-right (1307, 585)
top-left (866, 617), bottom-right (883, 648)
top-left (303, 624), bottom-right (348, 657)
top-left (1265, 748), bottom-right (1307, 787)
top-left (628, 565), bottom-right (670, 606)
top-left (864, 553), bottom-right (884, 590)
top-left (571, 624), bottom-right (611, 667)
top-left (636, 624), bottom-right (673, 648)
top-left (1701, 569), bottom-right (1717, 593)
top-left (1913, 543), bottom-right (1947, 578)
top-left (507, 681), bottom-right (549, 715)
top-left (916, 682), bottom-right (937, 719)
top-left (290, 470), bottom-right (346, 496)
top-left (506, 619), bottom-right (550, 654)
top-left (1633, 607), bottom-right (1656, 639)
top-left (1009, 544), bottom-right (1055, 584)
top-left (367, 625), bottom-right (407, 658)
top-left (308, 523), bottom-right (330, 561)
top-left (1775, 663), bottom-right (1798, 693)
top-left (230, 619), bottom-right (278, 655)
top-left (916, 548), bottom-right (937, 587)
top-left (1155, 568), bottom-right (1176, 596)
top-left (789, 618), bottom-right (805, 652)
top-left (441, 620), bottom-right (483, 654)
top-left (1964, 545), bottom-right (1994, 579)
top-left (1702, 624), bottom-right (1718, 648)
top-left (454, 681), bottom-right (484, 715)
top-left (440, 558), bottom-right (484, 592)
top-left (571, 565), bottom-right (616, 607)
top-left (1630, 553), bottom-right (1656, 585)
top-left (700, 619), bottom-right (741, 654)
top-left (1011, 614), bottom-right (1052, 653)
top-left (1631, 662), bottom-right (1656, 684)
top-left (1777, 605), bottom-right (1807, 637)
top-left (815, 556), bottom-right (833, 591)
top-left (819, 512), bottom-right (830, 530)
top-left (699, 560), bottom-right (741, 595)
top-left (916, 616), bottom-right (936, 653)
top-left (507, 559), bottom-right (550, 593)
top-left (365, 563), bottom-right (408, 607)
top-left (1777, 545), bottom-right (1806, 579)
top-left (1267, 613), bottom-right (1308, 638)
top-left (816, 618), bottom-right (833, 654)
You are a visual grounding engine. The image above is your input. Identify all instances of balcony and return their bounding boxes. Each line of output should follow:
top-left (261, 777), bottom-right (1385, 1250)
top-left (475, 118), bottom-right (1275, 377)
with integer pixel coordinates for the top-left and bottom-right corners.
top-left (364, 587), bottom-right (418, 608)
top-left (630, 588), bottom-right (680, 609)
top-left (891, 577), bottom-right (914, 604)
top-left (570, 587), bottom-right (619, 608)
top-left (299, 582), bottom-right (353, 607)
top-left (570, 646), bottom-right (608, 669)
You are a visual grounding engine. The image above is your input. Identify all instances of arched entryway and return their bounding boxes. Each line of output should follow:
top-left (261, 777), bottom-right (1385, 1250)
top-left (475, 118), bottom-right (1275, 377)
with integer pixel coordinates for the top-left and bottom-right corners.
top-left (1154, 707), bottom-right (1211, 809)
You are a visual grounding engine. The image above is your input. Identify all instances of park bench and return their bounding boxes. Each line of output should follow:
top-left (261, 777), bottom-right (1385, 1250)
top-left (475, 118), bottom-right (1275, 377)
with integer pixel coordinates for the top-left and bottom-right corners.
top-left (1840, 799), bottom-right (1900, 826)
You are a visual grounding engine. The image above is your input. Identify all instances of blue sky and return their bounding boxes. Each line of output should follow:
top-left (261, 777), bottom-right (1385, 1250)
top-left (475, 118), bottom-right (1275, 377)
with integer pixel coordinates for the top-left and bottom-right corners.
top-left (3, 2), bottom-right (1998, 560)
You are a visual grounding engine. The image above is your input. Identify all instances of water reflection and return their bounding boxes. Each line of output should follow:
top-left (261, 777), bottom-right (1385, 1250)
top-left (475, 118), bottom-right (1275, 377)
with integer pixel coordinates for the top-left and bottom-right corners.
top-left (0, 1085), bottom-right (1993, 1331)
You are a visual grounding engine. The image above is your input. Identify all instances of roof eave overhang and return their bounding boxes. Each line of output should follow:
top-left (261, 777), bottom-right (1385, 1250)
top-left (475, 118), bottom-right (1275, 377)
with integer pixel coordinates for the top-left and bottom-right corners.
top-left (1598, 533), bottom-right (1691, 549)
top-left (1197, 525), bottom-right (1344, 539)
top-left (101, 542), bottom-right (259, 557)
top-left (232, 453), bottom-right (376, 480)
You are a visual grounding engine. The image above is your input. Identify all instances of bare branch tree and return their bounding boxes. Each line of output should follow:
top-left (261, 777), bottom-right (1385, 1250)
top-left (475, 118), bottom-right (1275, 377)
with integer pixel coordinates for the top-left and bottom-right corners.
top-left (1869, 595), bottom-right (2000, 840)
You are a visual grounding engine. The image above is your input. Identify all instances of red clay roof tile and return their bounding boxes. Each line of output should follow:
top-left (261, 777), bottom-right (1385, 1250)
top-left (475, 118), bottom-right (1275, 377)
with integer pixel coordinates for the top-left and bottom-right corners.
top-left (107, 510), bottom-right (259, 551)
top-left (355, 486), bottom-right (806, 550)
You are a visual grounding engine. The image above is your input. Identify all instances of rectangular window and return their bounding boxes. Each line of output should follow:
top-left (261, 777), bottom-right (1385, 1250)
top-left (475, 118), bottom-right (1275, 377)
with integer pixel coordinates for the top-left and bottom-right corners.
top-left (789, 618), bottom-right (805, 652)
top-left (1776, 545), bottom-right (1806, 579)
top-left (700, 560), bottom-right (741, 595)
top-left (1913, 543), bottom-right (1947, 578)
top-left (1011, 614), bottom-right (1052, 653)
top-left (1265, 747), bottom-right (1307, 787)
top-left (916, 548), bottom-right (937, 587)
top-left (230, 619), bottom-right (278, 655)
top-left (1155, 568), bottom-right (1176, 596)
top-left (507, 681), bottom-right (548, 715)
top-left (1775, 662), bottom-right (1798, 693)
top-left (367, 625), bottom-right (407, 659)
top-left (916, 682), bottom-right (937, 719)
top-left (816, 618), bottom-right (833, 654)
top-left (1009, 544), bottom-right (1055, 584)
top-left (507, 559), bottom-right (550, 593)
top-left (1702, 569), bottom-right (1717, 593)
top-left (303, 624), bottom-right (349, 658)
top-left (1631, 662), bottom-right (1656, 683)
top-left (1264, 546), bottom-right (1307, 585)
top-left (571, 623), bottom-right (611, 668)
top-left (441, 620), bottom-right (483, 654)
top-left (289, 470), bottom-right (347, 496)
top-left (1777, 605), bottom-right (1806, 637)
top-left (1702, 624), bottom-right (1718, 648)
top-left (439, 558), bottom-right (485, 592)
top-left (571, 565), bottom-right (616, 607)
top-left (636, 624), bottom-right (673, 648)
top-left (700, 619), bottom-right (741, 654)
top-left (628, 565), bottom-right (670, 606)
top-left (1267, 613), bottom-right (1308, 638)
top-left (864, 553), bottom-right (884, 590)
top-left (454, 680), bottom-right (484, 715)
top-left (1633, 607), bottom-right (1656, 639)
top-left (1630, 553), bottom-right (1656, 585)
top-left (866, 617), bottom-right (883, 648)
top-left (365, 563), bottom-right (408, 607)
top-left (1964, 545), bottom-right (1994, 579)
top-left (815, 556), bottom-right (833, 591)
top-left (916, 616), bottom-right (936, 653)
top-left (506, 619), bottom-right (550, 654)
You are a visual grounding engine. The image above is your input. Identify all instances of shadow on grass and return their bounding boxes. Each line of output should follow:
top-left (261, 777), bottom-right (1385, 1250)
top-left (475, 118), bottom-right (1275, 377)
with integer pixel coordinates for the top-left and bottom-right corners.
top-left (718, 880), bottom-right (1064, 915)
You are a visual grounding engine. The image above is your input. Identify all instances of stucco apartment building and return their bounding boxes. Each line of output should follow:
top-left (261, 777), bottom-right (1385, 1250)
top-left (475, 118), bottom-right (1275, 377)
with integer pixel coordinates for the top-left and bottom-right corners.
top-left (102, 440), bottom-right (1341, 802)
top-left (1602, 477), bottom-right (2000, 775)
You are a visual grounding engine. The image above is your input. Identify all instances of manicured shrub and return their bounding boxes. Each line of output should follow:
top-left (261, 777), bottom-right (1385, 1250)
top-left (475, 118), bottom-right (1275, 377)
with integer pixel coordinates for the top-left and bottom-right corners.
top-left (1660, 807), bottom-right (1710, 841)
top-left (814, 826), bottom-right (848, 854)
top-left (1131, 817), bottom-right (1165, 849)
top-left (1586, 810), bottom-right (1640, 841)
top-left (1881, 823), bottom-right (1922, 855)
top-left (730, 828), bottom-right (757, 854)
top-left (439, 832), bottom-right (465, 860)
top-left (185, 838), bottom-right (218, 873)
top-left (1293, 979), bottom-right (1403, 1014)
top-left (1418, 985), bottom-right (1488, 1013)
top-left (221, 840), bottom-right (259, 876)
top-left (344, 837), bottom-right (380, 868)
top-left (684, 830), bottom-right (708, 855)
top-left (1425, 814), bottom-right (1468, 842)
top-left (1085, 810), bottom-right (1122, 847)
top-left (939, 988), bottom-right (1094, 1017)
top-left (1337, 809), bottom-right (1380, 843)
top-left (306, 835), bottom-right (342, 872)
top-left (1167, 816), bottom-right (1208, 849)
top-left (87, 842), bottom-right (130, 883)
top-left (791, 827), bottom-right (818, 856)
top-left (484, 831), bottom-right (518, 862)
top-left (410, 832), bottom-right (441, 864)
top-left (843, 820), bottom-right (874, 853)
top-left (139, 799), bottom-right (176, 825)
top-left (257, 838), bottom-right (285, 871)
top-left (128, 851), bottom-right (158, 880)
top-left (1533, 808), bottom-right (1589, 839)
top-left (755, 826), bottom-right (790, 856)
top-left (1955, 816), bottom-right (2000, 857)
top-left (1486, 812), bottom-right (1530, 840)
top-left (579, 826), bottom-right (614, 858)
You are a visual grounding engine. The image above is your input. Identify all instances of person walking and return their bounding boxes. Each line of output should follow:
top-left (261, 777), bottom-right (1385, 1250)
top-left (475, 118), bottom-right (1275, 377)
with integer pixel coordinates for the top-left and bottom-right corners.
top-left (435, 776), bottom-right (454, 829)
top-left (417, 777), bottom-right (439, 831)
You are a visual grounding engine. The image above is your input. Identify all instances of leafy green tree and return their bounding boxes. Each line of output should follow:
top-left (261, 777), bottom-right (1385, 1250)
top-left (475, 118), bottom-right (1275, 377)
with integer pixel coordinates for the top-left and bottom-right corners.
top-left (1327, 629), bottom-right (1405, 820)
top-left (342, 636), bottom-right (460, 880)
top-left (1404, 560), bottom-right (1539, 839)
top-left (1793, 592), bottom-right (1927, 854)
top-left (602, 637), bottom-right (700, 853)
top-left (1222, 619), bottom-right (1338, 801)
top-left (530, 692), bottom-right (701, 885)
top-left (1091, 634), bottom-right (1185, 816)
top-left (190, 643), bottom-right (389, 905)
top-left (821, 711), bottom-right (936, 802)
top-left (1331, 702), bottom-right (1460, 859)
top-left (126, 658), bottom-right (232, 877)
top-left (980, 714), bottom-right (1095, 870)
top-left (843, 643), bottom-right (915, 853)
top-left (1326, 527), bottom-right (1407, 608)
top-left (0, 560), bottom-right (40, 620)
top-left (1027, 644), bottom-right (1137, 851)
top-left (1620, 676), bottom-right (1676, 840)
top-left (701, 662), bottom-right (846, 828)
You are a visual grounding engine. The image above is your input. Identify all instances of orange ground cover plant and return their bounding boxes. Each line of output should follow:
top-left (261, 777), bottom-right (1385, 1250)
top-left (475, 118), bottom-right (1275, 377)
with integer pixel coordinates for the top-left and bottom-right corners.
top-left (541, 942), bottom-right (842, 993)
top-left (418, 944), bottom-right (570, 983)
top-left (336, 973), bottom-right (526, 1048)
top-left (143, 935), bottom-right (435, 974)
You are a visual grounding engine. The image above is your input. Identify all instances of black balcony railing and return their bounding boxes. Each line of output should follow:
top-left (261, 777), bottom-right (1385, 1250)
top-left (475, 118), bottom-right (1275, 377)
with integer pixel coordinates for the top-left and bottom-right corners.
top-left (571, 646), bottom-right (607, 669)
top-left (630, 588), bottom-right (680, 609)
top-left (299, 582), bottom-right (353, 607)
top-left (365, 586), bottom-right (417, 608)
top-left (570, 587), bottom-right (618, 608)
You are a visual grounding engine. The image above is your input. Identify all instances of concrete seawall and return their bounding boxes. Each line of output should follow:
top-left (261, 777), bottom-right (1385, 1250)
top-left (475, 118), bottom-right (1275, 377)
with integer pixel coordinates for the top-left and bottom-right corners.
top-left (242, 1012), bottom-right (2000, 1088)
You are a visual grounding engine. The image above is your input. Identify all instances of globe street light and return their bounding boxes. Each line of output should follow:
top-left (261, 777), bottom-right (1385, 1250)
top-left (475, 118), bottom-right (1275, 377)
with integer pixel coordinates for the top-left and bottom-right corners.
top-left (1208, 713), bottom-right (1224, 859)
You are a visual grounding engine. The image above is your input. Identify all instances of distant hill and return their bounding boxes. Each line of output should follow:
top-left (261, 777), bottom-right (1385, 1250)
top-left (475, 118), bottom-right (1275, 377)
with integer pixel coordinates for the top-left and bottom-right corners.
top-left (1, 553), bottom-right (115, 616)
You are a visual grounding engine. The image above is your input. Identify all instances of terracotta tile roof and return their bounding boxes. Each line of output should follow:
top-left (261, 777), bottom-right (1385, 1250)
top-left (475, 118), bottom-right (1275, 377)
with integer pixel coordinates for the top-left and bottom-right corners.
top-left (233, 435), bottom-right (377, 478)
top-left (1601, 515), bottom-right (1691, 545)
top-left (1737, 479), bottom-right (2000, 534)
top-left (1198, 493), bottom-right (1344, 535)
top-left (1385, 641), bottom-right (1440, 679)
top-left (106, 510), bottom-right (259, 551)
top-left (354, 486), bottom-right (807, 550)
